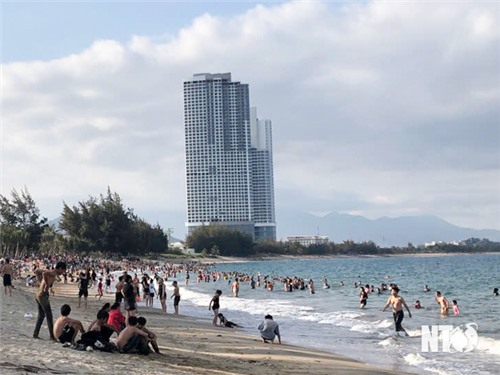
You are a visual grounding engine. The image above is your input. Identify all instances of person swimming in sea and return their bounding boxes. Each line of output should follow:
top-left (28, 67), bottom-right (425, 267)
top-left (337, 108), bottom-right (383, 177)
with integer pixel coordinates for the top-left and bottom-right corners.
top-left (414, 300), bottom-right (422, 309)
top-left (452, 300), bottom-right (460, 316)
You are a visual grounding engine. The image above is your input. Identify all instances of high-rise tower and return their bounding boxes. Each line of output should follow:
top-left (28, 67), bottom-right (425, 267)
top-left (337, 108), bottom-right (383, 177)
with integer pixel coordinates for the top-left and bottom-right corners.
top-left (183, 73), bottom-right (276, 241)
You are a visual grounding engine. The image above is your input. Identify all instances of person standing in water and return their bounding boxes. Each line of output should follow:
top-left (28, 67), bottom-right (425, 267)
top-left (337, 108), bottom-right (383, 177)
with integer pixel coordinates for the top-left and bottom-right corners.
top-left (435, 291), bottom-right (449, 316)
top-left (208, 290), bottom-right (222, 326)
top-left (171, 281), bottom-right (180, 315)
top-left (382, 286), bottom-right (412, 336)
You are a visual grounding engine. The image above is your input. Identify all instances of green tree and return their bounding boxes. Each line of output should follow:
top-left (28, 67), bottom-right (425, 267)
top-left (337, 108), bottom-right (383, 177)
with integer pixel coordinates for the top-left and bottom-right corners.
top-left (0, 188), bottom-right (48, 256)
top-left (186, 225), bottom-right (254, 257)
top-left (59, 188), bottom-right (168, 255)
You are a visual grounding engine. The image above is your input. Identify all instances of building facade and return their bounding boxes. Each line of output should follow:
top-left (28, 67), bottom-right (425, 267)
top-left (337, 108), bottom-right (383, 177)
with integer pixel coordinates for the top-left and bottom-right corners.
top-left (183, 73), bottom-right (276, 241)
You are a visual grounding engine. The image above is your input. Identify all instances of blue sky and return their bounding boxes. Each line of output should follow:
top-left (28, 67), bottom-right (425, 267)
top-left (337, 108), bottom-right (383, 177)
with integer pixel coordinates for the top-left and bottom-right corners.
top-left (2, 1), bottom-right (286, 62)
top-left (2, 1), bottom-right (499, 240)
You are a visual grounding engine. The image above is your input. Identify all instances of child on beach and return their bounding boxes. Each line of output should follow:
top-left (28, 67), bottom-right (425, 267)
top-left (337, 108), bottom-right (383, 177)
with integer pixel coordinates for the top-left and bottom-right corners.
top-left (218, 313), bottom-right (241, 328)
top-left (452, 300), bottom-right (460, 316)
top-left (95, 278), bottom-right (103, 300)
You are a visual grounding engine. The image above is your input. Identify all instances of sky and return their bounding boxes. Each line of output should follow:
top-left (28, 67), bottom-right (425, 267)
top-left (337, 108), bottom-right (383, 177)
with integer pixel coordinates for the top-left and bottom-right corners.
top-left (1, 1), bottom-right (499, 239)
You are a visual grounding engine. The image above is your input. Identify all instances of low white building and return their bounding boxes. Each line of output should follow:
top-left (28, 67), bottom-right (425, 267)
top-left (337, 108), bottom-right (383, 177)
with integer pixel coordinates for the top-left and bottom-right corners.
top-left (283, 235), bottom-right (329, 246)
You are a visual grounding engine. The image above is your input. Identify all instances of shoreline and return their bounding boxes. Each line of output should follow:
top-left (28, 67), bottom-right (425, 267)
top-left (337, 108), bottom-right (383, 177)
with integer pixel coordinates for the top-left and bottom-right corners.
top-left (0, 278), bottom-right (413, 375)
top-left (202, 251), bottom-right (500, 264)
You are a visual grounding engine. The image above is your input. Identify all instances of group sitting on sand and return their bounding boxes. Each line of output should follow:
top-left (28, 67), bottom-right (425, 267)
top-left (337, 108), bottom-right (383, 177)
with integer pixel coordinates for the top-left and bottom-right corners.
top-left (32, 261), bottom-right (160, 355)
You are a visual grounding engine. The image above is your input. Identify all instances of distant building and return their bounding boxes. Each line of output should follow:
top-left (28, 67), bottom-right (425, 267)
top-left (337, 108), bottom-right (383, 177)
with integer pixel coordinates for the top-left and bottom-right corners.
top-left (283, 235), bottom-right (329, 246)
top-left (183, 73), bottom-right (276, 241)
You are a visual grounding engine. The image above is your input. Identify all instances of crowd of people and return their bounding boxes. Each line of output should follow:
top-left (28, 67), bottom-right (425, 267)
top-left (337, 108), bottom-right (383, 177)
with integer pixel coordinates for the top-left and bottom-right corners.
top-left (2, 254), bottom-right (500, 352)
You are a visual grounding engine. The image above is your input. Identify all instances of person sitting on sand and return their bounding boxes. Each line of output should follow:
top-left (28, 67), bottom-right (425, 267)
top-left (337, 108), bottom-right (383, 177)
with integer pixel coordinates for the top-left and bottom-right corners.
top-left (88, 310), bottom-right (120, 340)
top-left (78, 310), bottom-right (119, 351)
top-left (116, 316), bottom-right (150, 355)
top-left (258, 314), bottom-right (281, 344)
top-left (53, 304), bottom-right (85, 344)
top-left (108, 302), bottom-right (126, 332)
top-left (218, 313), bottom-right (241, 328)
top-left (137, 317), bottom-right (160, 354)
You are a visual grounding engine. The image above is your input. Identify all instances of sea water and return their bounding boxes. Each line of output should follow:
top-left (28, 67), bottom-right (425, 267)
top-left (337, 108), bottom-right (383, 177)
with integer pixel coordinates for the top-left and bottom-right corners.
top-left (137, 254), bottom-right (500, 375)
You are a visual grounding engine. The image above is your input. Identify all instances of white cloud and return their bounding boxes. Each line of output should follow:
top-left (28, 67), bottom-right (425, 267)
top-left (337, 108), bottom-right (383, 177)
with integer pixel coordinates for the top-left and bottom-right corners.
top-left (2, 1), bottom-right (499, 236)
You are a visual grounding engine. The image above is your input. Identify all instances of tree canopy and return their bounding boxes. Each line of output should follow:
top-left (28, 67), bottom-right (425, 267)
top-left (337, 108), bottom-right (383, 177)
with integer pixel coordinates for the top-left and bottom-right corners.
top-left (60, 188), bottom-right (168, 255)
top-left (0, 187), bottom-right (48, 256)
top-left (186, 225), bottom-right (255, 257)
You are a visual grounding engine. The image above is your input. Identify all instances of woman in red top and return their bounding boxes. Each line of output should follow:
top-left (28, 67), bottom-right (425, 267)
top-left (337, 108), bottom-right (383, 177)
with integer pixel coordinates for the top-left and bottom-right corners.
top-left (107, 302), bottom-right (126, 331)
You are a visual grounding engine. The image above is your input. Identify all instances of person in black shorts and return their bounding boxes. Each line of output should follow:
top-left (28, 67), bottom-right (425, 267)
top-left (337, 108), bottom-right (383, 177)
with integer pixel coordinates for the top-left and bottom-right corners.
top-left (122, 275), bottom-right (137, 319)
top-left (171, 281), bottom-right (180, 315)
top-left (77, 271), bottom-right (89, 309)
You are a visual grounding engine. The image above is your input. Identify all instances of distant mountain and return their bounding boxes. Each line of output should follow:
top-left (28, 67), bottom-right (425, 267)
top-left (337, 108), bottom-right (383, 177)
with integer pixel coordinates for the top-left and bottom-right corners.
top-left (276, 211), bottom-right (500, 247)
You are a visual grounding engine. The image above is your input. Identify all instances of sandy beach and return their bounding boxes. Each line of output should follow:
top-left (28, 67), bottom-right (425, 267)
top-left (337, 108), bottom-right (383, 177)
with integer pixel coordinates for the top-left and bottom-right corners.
top-left (0, 278), bottom-right (410, 375)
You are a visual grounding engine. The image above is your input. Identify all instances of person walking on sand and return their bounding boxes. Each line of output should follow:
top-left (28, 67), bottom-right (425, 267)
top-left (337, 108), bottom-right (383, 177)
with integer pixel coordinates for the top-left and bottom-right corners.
top-left (95, 278), bottom-right (103, 300)
top-left (77, 270), bottom-right (90, 309)
top-left (33, 261), bottom-right (66, 340)
top-left (1, 258), bottom-right (14, 296)
top-left (435, 291), bottom-right (449, 316)
top-left (258, 314), bottom-right (281, 344)
top-left (171, 281), bottom-right (180, 315)
top-left (382, 286), bottom-right (412, 336)
top-left (209, 290), bottom-right (222, 325)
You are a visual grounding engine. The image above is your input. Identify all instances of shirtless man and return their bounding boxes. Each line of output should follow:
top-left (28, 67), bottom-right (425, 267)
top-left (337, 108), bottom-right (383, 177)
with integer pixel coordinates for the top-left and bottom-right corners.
top-left (171, 281), bottom-right (180, 315)
top-left (116, 316), bottom-right (150, 354)
top-left (77, 270), bottom-right (90, 308)
top-left (382, 286), bottom-right (412, 336)
top-left (1, 258), bottom-right (14, 296)
top-left (435, 291), bottom-right (449, 316)
top-left (231, 278), bottom-right (240, 297)
top-left (137, 317), bottom-right (160, 353)
top-left (33, 261), bottom-right (66, 340)
top-left (115, 276), bottom-right (124, 305)
top-left (53, 304), bottom-right (85, 344)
